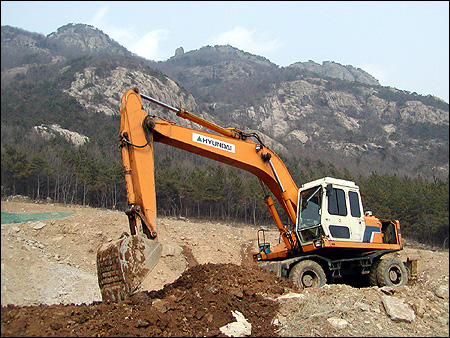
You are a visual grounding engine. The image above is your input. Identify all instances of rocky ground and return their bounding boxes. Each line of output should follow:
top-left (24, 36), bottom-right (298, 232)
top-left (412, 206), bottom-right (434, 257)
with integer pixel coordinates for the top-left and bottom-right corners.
top-left (1, 197), bottom-right (449, 337)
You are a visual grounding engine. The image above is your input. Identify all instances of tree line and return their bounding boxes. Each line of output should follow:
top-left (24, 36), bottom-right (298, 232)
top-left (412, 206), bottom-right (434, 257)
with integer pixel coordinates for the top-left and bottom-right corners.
top-left (1, 135), bottom-right (448, 248)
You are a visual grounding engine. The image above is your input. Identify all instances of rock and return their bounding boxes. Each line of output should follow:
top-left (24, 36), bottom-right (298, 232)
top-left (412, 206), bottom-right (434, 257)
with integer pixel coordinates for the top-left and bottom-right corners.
top-left (31, 222), bottom-right (46, 230)
top-left (354, 301), bottom-right (371, 311)
top-left (276, 292), bottom-right (305, 300)
top-left (135, 319), bottom-right (150, 328)
top-left (161, 244), bottom-right (183, 257)
top-left (288, 60), bottom-right (380, 85)
top-left (273, 314), bottom-right (287, 326)
top-left (33, 124), bottom-right (89, 147)
top-left (11, 225), bottom-right (21, 233)
top-left (219, 310), bottom-right (252, 337)
top-left (174, 47), bottom-right (184, 57)
top-left (379, 286), bottom-right (395, 295)
top-left (327, 317), bottom-right (349, 328)
top-left (410, 298), bottom-right (427, 318)
top-left (382, 296), bottom-right (416, 323)
top-left (434, 283), bottom-right (449, 299)
top-left (49, 321), bottom-right (62, 330)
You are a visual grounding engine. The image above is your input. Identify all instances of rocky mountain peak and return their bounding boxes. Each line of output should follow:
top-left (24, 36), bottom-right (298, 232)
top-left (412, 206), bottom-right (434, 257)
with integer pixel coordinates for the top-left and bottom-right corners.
top-left (165, 44), bottom-right (278, 69)
top-left (46, 23), bottom-right (132, 57)
top-left (288, 60), bottom-right (380, 85)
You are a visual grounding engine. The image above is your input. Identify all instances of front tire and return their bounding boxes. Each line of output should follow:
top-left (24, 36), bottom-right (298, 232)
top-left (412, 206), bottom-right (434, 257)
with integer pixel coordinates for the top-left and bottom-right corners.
top-left (289, 260), bottom-right (326, 288)
top-left (376, 257), bottom-right (408, 287)
top-left (369, 259), bottom-right (381, 286)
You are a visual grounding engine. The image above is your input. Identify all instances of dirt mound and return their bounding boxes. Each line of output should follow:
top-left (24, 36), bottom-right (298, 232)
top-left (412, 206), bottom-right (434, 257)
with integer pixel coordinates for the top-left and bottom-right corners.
top-left (1, 263), bottom-right (299, 337)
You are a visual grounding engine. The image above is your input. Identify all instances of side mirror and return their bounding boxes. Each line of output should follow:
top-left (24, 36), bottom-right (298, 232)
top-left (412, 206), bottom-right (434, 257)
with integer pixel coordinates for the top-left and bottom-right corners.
top-left (326, 184), bottom-right (333, 196)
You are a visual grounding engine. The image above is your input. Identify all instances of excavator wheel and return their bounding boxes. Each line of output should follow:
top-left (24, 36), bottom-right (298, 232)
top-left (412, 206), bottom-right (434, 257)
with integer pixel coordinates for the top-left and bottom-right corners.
top-left (376, 257), bottom-right (408, 287)
top-left (96, 234), bottom-right (162, 302)
top-left (369, 258), bottom-right (381, 286)
top-left (289, 260), bottom-right (326, 288)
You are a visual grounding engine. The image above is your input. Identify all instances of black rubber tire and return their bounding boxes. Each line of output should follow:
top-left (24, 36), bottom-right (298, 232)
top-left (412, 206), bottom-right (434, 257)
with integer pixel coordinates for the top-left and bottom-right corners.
top-left (376, 257), bottom-right (408, 287)
top-left (369, 259), bottom-right (381, 286)
top-left (289, 260), bottom-right (326, 288)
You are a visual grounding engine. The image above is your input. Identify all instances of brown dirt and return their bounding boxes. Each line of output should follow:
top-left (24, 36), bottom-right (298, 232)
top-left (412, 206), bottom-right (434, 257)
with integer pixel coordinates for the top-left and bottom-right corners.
top-left (1, 198), bottom-right (449, 337)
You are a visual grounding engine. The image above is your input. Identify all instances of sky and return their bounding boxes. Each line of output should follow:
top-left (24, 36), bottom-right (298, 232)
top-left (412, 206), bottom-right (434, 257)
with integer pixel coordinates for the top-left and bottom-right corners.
top-left (1, 1), bottom-right (449, 103)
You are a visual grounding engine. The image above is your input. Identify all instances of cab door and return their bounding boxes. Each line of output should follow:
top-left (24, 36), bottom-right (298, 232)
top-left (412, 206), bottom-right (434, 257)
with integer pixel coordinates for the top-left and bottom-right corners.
top-left (324, 186), bottom-right (364, 242)
top-left (347, 189), bottom-right (365, 242)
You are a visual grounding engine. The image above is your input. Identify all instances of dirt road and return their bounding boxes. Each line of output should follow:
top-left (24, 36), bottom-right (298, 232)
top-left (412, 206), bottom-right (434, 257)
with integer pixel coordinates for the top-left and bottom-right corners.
top-left (1, 198), bottom-right (449, 336)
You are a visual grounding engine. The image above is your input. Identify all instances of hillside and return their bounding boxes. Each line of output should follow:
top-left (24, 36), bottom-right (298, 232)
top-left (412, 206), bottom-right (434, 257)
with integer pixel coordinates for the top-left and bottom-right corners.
top-left (1, 199), bottom-right (449, 337)
top-left (153, 45), bottom-right (449, 179)
top-left (1, 24), bottom-right (448, 181)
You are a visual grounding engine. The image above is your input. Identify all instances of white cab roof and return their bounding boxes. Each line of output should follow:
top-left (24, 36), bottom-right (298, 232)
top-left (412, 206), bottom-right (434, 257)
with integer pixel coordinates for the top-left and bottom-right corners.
top-left (300, 177), bottom-right (359, 191)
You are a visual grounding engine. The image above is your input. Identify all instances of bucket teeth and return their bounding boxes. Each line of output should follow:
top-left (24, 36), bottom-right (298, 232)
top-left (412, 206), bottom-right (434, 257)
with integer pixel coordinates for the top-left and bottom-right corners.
top-left (96, 235), bottom-right (162, 302)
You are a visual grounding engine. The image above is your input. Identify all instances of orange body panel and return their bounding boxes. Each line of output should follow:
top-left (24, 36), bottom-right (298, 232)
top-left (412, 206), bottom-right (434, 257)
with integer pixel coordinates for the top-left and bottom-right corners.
top-left (364, 215), bottom-right (381, 227)
top-left (371, 232), bottom-right (385, 244)
top-left (308, 239), bottom-right (401, 252)
top-left (259, 242), bottom-right (289, 260)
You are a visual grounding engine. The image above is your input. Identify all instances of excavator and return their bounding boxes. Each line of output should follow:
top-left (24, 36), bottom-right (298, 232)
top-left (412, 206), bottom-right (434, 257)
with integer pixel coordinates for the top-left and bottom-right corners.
top-left (96, 87), bottom-right (415, 302)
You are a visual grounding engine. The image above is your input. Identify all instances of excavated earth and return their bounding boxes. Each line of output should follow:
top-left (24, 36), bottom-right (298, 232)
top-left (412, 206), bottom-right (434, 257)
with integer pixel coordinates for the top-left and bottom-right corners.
top-left (1, 197), bottom-right (449, 337)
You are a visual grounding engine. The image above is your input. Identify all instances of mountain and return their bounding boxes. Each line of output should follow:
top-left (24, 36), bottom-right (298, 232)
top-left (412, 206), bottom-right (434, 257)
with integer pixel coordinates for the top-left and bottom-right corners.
top-left (152, 45), bottom-right (449, 178)
top-left (1, 24), bottom-right (202, 141)
top-left (1, 23), bottom-right (449, 181)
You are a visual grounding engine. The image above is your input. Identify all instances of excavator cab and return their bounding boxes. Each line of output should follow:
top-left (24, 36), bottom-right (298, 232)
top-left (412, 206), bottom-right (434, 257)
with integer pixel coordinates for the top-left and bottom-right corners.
top-left (296, 177), bottom-right (367, 246)
top-left (295, 176), bottom-right (403, 251)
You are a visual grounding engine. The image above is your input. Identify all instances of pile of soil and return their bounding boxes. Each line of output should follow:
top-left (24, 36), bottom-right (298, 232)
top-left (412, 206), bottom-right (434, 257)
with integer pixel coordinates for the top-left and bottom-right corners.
top-left (1, 263), bottom-right (299, 337)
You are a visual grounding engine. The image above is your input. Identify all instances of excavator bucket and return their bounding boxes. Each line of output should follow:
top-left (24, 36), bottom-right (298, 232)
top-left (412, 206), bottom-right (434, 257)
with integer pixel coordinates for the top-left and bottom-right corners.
top-left (96, 235), bottom-right (162, 302)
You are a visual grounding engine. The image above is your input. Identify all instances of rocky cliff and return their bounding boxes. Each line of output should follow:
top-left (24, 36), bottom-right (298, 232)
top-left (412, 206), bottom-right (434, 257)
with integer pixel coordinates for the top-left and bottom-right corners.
top-left (154, 45), bottom-right (448, 178)
top-left (288, 60), bottom-right (380, 85)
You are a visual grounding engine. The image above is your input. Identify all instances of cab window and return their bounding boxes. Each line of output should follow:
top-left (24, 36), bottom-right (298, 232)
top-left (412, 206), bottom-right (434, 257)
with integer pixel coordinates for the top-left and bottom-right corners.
top-left (328, 188), bottom-right (347, 216)
top-left (299, 186), bottom-right (322, 229)
top-left (348, 191), bottom-right (361, 217)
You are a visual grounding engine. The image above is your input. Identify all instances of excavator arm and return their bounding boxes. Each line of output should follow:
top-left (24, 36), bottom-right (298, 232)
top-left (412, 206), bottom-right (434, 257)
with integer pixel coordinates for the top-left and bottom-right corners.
top-left (150, 110), bottom-right (299, 223)
top-left (97, 87), bottom-right (300, 301)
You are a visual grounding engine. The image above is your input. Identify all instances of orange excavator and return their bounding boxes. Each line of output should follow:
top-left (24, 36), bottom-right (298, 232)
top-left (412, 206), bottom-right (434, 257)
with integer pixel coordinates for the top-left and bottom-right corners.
top-left (97, 87), bottom-right (414, 302)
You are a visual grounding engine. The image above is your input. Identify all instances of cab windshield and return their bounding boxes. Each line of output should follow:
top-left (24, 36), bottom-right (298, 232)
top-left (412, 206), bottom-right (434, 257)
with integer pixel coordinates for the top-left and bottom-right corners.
top-left (298, 185), bottom-right (322, 229)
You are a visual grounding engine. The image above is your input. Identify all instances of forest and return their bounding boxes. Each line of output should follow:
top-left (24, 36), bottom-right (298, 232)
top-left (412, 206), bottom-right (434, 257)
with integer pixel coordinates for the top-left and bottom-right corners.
top-left (1, 128), bottom-right (448, 248)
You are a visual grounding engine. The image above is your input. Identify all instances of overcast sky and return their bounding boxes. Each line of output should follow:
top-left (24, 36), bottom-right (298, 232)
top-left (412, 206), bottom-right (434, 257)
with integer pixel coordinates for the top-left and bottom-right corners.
top-left (1, 1), bottom-right (449, 102)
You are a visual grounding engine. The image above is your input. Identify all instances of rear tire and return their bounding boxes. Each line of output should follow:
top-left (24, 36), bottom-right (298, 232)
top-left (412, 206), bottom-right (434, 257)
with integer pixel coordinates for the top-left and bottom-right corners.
top-left (289, 260), bottom-right (326, 288)
top-left (376, 257), bottom-right (408, 287)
